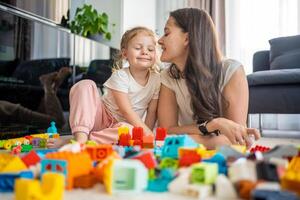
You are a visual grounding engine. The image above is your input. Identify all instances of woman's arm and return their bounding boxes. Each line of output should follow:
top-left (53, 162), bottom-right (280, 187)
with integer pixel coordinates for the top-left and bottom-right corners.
top-left (110, 89), bottom-right (153, 134)
top-left (144, 99), bottom-right (158, 131)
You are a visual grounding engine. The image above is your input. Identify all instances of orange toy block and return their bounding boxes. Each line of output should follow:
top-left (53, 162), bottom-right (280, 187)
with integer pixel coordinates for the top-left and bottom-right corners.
top-left (74, 174), bottom-right (97, 189)
top-left (44, 151), bottom-right (92, 190)
top-left (0, 153), bottom-right (27, 173)
top-left (143, 135), bottom-right (154, 148)
top-left (86, 144), bottom-right (113, 161)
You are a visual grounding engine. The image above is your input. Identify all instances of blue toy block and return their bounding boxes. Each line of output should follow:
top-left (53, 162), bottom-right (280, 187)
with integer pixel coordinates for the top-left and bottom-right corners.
top-left (35, 149), bottom-right (58, 158)
top-left (252, 189), bottom-right (298, 200)
top-left (41, 159), bottom-right (68, 182)
top-left (0, 171), bottom-right (34, 192)
top-left (203, 153), bottom-right (227, 175)
top-left (147, 169), bottom-right (175, 192)
top-left (161, 135), bottom-right (198, 159)
top-left (47, 121), bottom-right (58, 135)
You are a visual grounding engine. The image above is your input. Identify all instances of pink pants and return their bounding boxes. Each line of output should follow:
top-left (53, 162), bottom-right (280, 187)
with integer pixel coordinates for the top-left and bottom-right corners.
top-left (69, 80), bottom-right (133, 144)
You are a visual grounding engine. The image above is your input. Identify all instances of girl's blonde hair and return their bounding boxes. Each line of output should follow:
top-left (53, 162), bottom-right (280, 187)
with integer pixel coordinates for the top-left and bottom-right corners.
top-left (113, 26), bottom-right (160, 73)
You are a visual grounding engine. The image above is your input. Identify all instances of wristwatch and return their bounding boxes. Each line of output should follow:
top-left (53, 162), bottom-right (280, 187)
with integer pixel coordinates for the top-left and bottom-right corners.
top-left (197, 119), bottom-right (221, 136)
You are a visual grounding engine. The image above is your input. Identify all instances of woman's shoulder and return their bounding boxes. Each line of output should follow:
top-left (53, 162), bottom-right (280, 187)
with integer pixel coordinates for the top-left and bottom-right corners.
top-left (222, 58), bottom-right (242, 71)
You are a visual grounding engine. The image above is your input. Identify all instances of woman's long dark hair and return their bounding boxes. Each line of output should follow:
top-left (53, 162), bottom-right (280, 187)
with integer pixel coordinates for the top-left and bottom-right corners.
top-left (169, 8), bottom-right (224, 123)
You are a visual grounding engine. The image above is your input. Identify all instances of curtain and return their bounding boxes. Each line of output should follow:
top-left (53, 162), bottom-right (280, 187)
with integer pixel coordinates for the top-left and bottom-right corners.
top-left (187, 0), bottom-right (226, 54)
top-left (225, 0), bottom-right (300, 74)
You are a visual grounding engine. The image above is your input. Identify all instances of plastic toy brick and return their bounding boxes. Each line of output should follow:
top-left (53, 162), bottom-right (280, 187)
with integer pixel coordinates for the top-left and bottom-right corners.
top-left (142, 134), bottom-right (154, 148)
top-left (190, 162), bottom-right (218, 185)
top-left (204, 153), bottom-right (227, 174)
top-left (39, 138), bottom-right (47, 148)
top-left (161, 135), bottom-right (198, 159)
top-left (119, 133), bottom-right (131, 146)
top-left (103, 159), bottom-right (148, 194)
top-left (21, 150), bottom-right (41, 167)
top-left (256, 161), bottom-right (279, 182)
top-left (250, 145), bottom-right (270, 153)
top-left (228, 160), bottom-right (257, 183)
top-left (251, 189), bottom-right (299, 200)
top-left (43, 151), bottom-right (93, 190)
top-left (73, 174), bottom-right (97, 189)
top-left (155, 127), bottom-right (167, 141)
top-left (133, 139), bottom-right (142, 147)
top-left (132, 127), bottom-right (143, 140)
top-left (0, 153), bottom-right (27, 173)
top-left (263, 145), bottom-right (298, 159)
top-left (178, 148), bottom-right (201, 167)
top-left (131, 151), bottom-right (157, 169)
top-left (236, 180), bottom-right (257, 200)
top-left (281, 156), bottom-right (300, 195)
top-left (31, 138), bottom-right (41, 147)
top-left (47, 121), bottom-right (58, 134)
top-left (217, 145), bottom-right (245, 159)
top-left (118, 126), bottom-right (129, 136)
top-left (15, 172), bottom-right (64, 200)
top-left (231, 145), bottom-right (247, 154)
top-left (159, 157), bottom-right (178, 170)
top-left (0, 170), bottom-right (33, 192)
top-left (86, 144), bottom-right (113, 161)
top-left (11, 145), bottom-right (22, 155)
top-left (21, 144), bottom-right (33, 152)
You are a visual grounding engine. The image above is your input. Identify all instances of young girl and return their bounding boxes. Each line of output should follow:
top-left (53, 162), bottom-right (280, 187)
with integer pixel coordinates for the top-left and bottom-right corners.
top-left (48, 26), bottom-right (160, 147)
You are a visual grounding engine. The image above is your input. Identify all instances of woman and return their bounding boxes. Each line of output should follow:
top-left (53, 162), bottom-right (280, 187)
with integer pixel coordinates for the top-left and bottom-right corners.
top-left (158, 8), bottom-right (260, 149)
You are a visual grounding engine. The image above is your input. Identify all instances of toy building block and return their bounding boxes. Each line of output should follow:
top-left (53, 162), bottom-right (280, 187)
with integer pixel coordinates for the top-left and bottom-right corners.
top-left (228, 160), bottom-right (257, 183)
top-left (250, 145), bottom-right (270, 153)
top-left (11, 145), bottom-right (22, 155)
top-left (132, 127), bottom-right (143, 140)
top-left (142, 134), bottom-right (154, 148)
top-left (21, 144), bottom-right (33, 152)
top-left (0, 153), bottom-right (27, 173)
top-left (251, 189), bottom-right (299, 200)
top-left (21, 150), bottom-right (41, 167)
top-left (0, 171), bottom-right (33, 192)
top-left (119, 133), bottom-right (131, 146)
top-left (204, 153), bottom-right (227, 174)
top-left (103, 159), bottom-right (148, 194)
top-left (178, 148), bottom-right (201, 167)
top-left (217, 145), bottom-right (246, 159)
top-left (231, 145), bottom-right (247, 154)
top-left (15, 172), bottom-right (64, 200)
top-left (131, 151), bottom-right (157, 169)
top-left (215, 174), bottom-right (237, 199)
top-left (161, 135), bottom-right (198, 159)
top-left (118, 126), bottom-right (129, 136)
top-left (86, 144), bottom-right (113, 161)
top-left (147, 169), bottom-right (175, 192)
top-left (159, 157), bottom-right (179, 170)
top-left (73, 174), bottom-right (97, 189)
top-left (236, 180), bottom-right (257, 200)
top-left (47, 121), bottom-right (58, 135)
top-left (155, 127), bottom-right (167, 141)
top-left (190, 162), bottom-right (218, 185)
top-left (263, 145), bottom-right (298, 159)
top-left (42, 151), bottom-right (93, 190)
top-left (281, 156), bottom-right (300, 195)
top-left (256, 161), bottom-right (279, 182)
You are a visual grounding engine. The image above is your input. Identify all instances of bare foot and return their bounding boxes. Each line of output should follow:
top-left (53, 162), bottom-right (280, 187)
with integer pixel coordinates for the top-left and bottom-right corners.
top-left (39, 72), bottom-right (58, 93)
top-left (53, 67), bottom-right (72, 91)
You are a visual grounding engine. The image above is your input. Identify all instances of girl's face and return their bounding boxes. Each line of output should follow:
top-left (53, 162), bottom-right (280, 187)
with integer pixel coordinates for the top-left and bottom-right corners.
top-left (122, 32), bottom-right (156, 70)
top-left (158, 17), bottom-right (189, 69)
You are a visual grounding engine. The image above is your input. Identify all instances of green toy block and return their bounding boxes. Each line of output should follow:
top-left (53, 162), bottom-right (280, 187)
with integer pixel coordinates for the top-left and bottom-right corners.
top-left (159, 157), bottom-right (178, 170)
top-left (190, 162), bottom-right (218, 185)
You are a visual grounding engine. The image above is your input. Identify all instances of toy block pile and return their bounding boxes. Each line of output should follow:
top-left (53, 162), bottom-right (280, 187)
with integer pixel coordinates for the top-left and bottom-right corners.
top-left (0, 125), bottom-right (299, 200)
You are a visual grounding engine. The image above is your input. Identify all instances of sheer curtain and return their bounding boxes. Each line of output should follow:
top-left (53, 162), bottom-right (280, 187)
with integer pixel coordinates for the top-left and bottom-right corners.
top-left (225, 0), bottom-right (300, 74)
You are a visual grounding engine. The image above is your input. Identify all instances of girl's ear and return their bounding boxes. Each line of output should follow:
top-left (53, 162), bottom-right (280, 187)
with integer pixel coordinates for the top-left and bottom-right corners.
top-left (183, 32), bottom-right (189, 47)
top-left (121, 48), bottom-right (127, 59)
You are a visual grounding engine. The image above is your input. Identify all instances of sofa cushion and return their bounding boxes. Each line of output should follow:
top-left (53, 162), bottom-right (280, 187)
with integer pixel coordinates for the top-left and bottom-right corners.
top-left (247, 69), bottom-right (300, 86)
top-left (269, 35), bottom-right (300, 70)
top-left (12, 58), bottom-right (70, 85)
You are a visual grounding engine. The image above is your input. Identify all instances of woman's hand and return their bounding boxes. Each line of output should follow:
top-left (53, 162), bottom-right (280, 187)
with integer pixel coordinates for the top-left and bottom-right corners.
top-left (208, 118), bottom-right (260, 148)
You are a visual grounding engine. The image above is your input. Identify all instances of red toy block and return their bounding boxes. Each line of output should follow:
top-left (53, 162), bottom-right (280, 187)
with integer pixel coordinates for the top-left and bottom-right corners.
top-left (21, 150), bottom-right (41, 167)
top-left (250, 145), bottom-right (270, 153)
top-left (86, 145), bottom-right (113, 161)
top-left (133, 139), bottom-right (142, 147)
top-left (119, 133), bottom-right (131, 146)
top-left (179, 150), bottom-right (201, 167)
top-left (132, 127), bottom-right (144, 140)
top-left (155, 127), bottom-right (167, 141)
top-left (131, 151), bottom-right (157, 169)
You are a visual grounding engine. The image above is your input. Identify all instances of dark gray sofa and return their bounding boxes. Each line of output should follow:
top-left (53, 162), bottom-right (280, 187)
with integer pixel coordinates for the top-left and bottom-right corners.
top-left (247, 35), bottom-right (300, 114)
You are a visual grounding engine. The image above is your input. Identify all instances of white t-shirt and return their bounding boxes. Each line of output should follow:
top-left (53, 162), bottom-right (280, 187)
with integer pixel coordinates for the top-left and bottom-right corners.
top-left (102, 68), bottom-right (161, 122)
top-left (160, 59), bottom-right (242, 125)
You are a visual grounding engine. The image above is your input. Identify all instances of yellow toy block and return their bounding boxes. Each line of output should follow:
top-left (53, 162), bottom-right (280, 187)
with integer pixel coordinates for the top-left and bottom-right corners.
top-left (0, 153), bottom-right (27, 173)
top-left (231, 145), bottom-right (247, 154)
top-left (118, 126), bottom-right (129, 136)
top-left (15, 172), bottom-right (64, 200)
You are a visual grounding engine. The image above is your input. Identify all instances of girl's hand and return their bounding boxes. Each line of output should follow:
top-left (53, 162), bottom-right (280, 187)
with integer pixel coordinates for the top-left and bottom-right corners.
top-left (210, 118), bottom-right (260, 148)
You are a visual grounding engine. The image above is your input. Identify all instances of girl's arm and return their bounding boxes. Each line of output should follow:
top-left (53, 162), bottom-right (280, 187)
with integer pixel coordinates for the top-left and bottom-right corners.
top-left (144, 99), bottom-right (158, 131)
top-left (110, 89), bottom-right (153, 134)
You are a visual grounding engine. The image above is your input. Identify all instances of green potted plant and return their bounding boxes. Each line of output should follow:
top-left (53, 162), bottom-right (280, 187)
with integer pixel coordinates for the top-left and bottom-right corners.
top-left (69, 4), bottom-right (112, 40)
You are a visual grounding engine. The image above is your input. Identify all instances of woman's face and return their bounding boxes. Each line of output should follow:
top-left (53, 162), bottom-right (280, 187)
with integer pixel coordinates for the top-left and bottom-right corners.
top-left (158, 17), bottom-right (188, 68)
